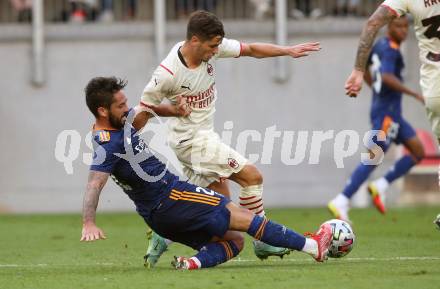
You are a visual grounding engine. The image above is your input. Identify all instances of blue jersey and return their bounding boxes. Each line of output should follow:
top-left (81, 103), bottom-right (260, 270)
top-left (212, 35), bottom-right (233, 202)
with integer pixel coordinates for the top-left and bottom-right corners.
top-left (90, 122), bottom-right (232, 250)
top-left (90, 125), bottom-right (179, 218)
top-left (368, 37), bottom-right (405, 119)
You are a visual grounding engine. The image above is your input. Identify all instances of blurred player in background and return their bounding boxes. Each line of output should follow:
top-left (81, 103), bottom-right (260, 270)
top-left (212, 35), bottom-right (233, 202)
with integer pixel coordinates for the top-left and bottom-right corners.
top-left (344, 0), bottom-right (440, 225)
top-left (80, 76), bottom-right (334, 270)
top-left (329, 16), bottom-right (425, 222)
top-left (139, 10), bottom-right (321, 265)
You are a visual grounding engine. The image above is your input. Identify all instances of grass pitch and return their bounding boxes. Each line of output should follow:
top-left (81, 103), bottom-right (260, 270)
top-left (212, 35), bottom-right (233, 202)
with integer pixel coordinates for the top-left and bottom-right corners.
top-left (1, 207), bottom-right (440, 289)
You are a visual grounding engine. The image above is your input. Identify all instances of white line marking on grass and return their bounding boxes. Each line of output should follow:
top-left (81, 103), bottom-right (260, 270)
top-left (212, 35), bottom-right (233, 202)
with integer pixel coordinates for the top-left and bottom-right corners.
top-left (0, 263), bottom-right (117, 268)
top-left (1, 256), bottom-right (439, 268)
top-left (231, 256), bottom-right (440, 263)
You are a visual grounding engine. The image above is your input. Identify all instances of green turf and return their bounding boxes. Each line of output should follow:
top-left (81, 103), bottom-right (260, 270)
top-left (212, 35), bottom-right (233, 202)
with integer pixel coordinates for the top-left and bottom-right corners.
top-left (1, 207), bottom-right (440, 289)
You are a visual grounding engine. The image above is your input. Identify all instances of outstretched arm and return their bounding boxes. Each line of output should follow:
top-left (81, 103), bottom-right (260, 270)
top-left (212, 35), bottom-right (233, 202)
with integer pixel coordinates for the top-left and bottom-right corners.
top-left (240, 42), bottom-right (321, 59)
top-left (345, 6), bottom-right (397, 97)
top-left (80, 170), bottom-right (109, 242)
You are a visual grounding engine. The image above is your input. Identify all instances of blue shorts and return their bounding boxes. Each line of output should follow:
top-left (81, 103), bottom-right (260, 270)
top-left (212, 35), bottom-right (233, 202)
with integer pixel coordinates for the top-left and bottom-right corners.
top-left (370, 114), bottom-right (416, 152)
top-left (142, 181), bottom-right (231, 250)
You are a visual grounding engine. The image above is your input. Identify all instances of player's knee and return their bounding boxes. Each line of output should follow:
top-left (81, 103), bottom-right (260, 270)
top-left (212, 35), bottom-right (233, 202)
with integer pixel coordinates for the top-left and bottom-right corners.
top-left (231, 234), bottom-right (245, 252)
top-left (410, 139), bottom-right (426, 162)
top-left (412, 152), bottom-right (425, 163)
top-left (227, 202), bottom-right (256, 231)
top-left (243, 164), bottom-right (263, 185)
top-left (414, 148), bottom-right (425, 162)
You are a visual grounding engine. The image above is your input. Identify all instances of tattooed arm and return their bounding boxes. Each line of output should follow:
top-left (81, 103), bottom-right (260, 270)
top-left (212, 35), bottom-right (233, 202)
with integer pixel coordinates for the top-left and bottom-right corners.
top-left (80, 170), bottom-right (109, 242)
top-left (345, 6), bottom-right (397, 97)
top-left (355, 6), bottom-right (397, 71)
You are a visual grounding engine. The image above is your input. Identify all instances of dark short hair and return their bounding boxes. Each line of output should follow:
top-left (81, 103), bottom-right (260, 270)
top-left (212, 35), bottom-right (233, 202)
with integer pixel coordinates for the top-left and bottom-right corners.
top-left (186, 10), bottom-right (224, 41)
top-left (85, 77), bottom-right (127, 117)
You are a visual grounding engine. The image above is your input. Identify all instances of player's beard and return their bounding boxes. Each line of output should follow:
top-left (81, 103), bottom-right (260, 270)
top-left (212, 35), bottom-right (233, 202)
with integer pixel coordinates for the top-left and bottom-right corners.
top-left (109, 112), bottom-right (125, 130)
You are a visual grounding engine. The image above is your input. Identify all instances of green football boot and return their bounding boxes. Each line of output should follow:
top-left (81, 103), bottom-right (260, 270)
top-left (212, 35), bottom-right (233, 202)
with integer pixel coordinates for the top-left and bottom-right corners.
top-left (253, 240), bottom-right (291, 260)
top-left (143, 229), bottom-right (168, 268)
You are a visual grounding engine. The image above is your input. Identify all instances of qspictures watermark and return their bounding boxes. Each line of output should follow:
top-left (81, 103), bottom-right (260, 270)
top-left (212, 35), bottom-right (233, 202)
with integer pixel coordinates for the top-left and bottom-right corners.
top-left (54, 119), bottom-right (386, 175)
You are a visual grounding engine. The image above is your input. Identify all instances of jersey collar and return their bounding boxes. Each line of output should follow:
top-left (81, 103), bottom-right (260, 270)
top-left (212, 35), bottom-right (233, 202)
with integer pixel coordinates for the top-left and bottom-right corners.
top-left (92, 124), bottom-right (118, 131)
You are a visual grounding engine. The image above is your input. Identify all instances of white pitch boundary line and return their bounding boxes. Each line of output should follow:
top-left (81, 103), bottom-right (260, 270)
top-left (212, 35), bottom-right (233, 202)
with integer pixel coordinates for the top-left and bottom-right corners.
top-left (231, 256), bottom-right (440, 263)
top-left (0, 262), bottom-right (116, 268)
top-left (1, 256), bottom-right (440, 268)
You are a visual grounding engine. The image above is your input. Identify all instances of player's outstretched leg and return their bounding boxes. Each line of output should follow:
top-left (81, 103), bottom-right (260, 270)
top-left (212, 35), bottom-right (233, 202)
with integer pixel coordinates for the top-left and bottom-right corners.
top-left (228, 202), bottom-right (333, 262)
top-left (144, 229), bottom-right (169, 268)
top-left (246, 214), bottom-right (332, 262)
top-left (230, 165), bottom-right (290, 260)
top-left (172, 203), bottom-right (332, 270)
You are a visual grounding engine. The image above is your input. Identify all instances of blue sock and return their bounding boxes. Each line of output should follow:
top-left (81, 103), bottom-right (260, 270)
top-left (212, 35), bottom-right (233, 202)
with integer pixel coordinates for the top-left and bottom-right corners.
top-left (247, 215), bottom-right (306, 251)
top-left (193, 240), bottom-right (239, 268)
top-left (342, 163), bottom-right (376, 199)
top-left (384, 155), bottom-right (416, 183)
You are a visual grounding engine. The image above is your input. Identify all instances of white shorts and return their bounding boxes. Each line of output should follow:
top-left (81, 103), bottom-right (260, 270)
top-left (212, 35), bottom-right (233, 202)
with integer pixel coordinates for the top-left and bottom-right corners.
top-left (171, 130), bottom-right (248, 187)
top-left (420, 61), bottom-right (440, 138)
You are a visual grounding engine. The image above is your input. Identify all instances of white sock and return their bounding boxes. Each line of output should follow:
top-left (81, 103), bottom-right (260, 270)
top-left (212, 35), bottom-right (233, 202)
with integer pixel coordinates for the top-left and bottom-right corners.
top-left (374, 177), bottom-right (389, 194)
top-left (301, 238), bottom-right (318, 257)
top-left (239, 184), bottom-right (265, 216)
top-left (333, 194), bottom-right (350, 207)
top-left (189, 257), bottom-right (201, 268)
top-left (164, 239), bottom-right (173, 246)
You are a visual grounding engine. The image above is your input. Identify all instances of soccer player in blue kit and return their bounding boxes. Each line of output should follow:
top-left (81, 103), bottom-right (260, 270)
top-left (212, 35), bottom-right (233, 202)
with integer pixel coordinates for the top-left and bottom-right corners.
top-left (328, 16), bottom-right (426, 222)
top-left (80, 76), bottom-right (333, 269)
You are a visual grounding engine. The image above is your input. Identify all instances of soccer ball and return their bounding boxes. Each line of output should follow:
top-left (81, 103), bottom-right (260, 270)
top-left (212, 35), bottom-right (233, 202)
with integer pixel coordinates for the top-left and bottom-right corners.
top-left (434, 214), bottom-right (440, 230)
top-left (324, 219), bottom-right (355, 258)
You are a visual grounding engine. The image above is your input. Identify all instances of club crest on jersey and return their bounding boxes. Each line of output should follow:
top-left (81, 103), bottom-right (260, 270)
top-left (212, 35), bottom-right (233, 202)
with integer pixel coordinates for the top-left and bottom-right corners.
top-left (98, 131), bottom-right (111, 142)
top-left (207, 63), bottom-right (214, 76)
top-left (228, 158), bottom-right (239, 169)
